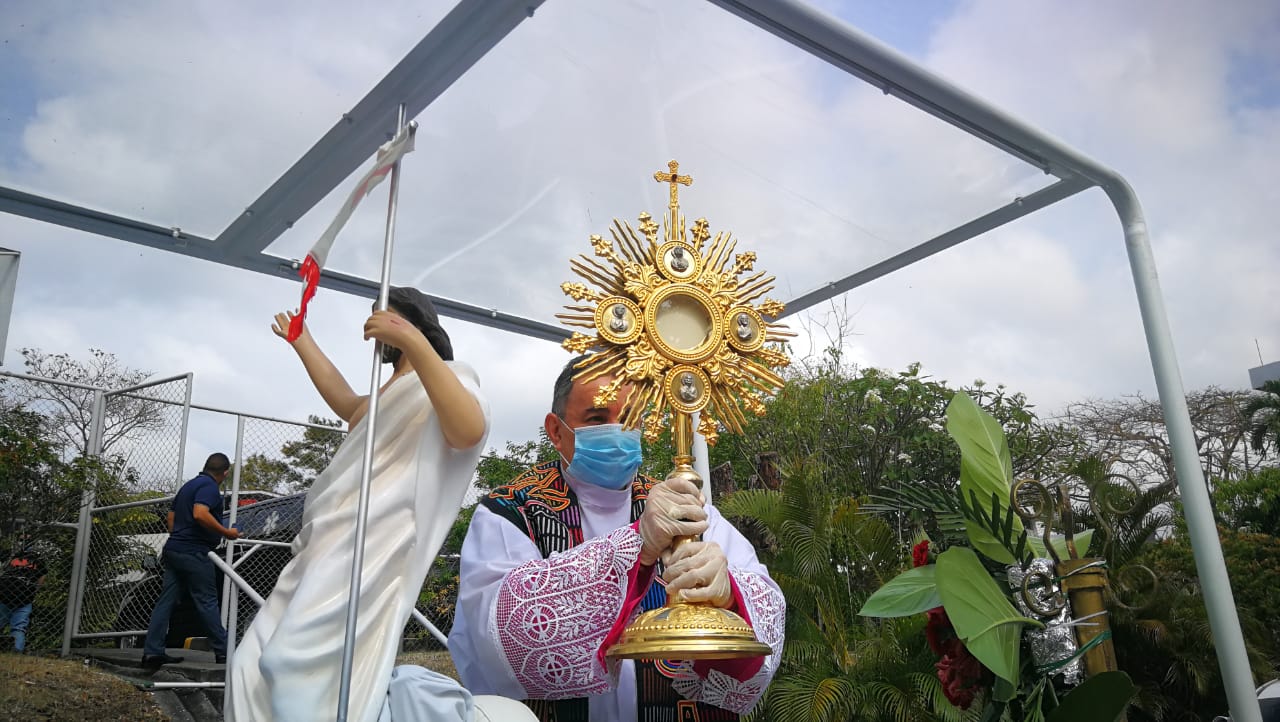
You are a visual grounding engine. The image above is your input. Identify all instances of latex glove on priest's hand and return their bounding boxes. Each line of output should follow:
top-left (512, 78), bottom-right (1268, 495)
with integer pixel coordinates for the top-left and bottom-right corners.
top-left (638, 477), bottom-right (707, 566)
top-left (662, 540), bottom-right (732, 608)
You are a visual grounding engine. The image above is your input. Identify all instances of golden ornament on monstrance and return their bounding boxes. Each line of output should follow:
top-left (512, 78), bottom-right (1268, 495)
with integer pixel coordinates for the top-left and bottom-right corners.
top-left (557, 160), bottom-right (794, 660)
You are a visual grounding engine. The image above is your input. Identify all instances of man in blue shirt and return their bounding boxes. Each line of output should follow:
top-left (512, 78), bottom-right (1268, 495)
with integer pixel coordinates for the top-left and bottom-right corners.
top-left (142, 452), bottom-right (240, 668)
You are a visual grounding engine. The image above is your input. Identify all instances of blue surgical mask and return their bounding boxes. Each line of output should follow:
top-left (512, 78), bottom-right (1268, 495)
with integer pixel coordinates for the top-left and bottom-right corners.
top-left (561, 421), bottom-right (643, 490)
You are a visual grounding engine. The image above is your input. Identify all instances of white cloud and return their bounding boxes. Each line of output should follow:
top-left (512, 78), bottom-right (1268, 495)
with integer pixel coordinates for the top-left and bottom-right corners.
top-left (2, 0), bottom-right (1277, 482)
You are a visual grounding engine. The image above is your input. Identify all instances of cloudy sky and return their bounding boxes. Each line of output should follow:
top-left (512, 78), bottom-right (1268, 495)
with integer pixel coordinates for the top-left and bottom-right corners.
top-left (2, 0), bottom-right (1277, 488)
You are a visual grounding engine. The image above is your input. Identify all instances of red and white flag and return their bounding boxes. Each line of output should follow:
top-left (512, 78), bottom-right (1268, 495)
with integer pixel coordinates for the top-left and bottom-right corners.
top-left (287, 125), bottom-right (417, 341)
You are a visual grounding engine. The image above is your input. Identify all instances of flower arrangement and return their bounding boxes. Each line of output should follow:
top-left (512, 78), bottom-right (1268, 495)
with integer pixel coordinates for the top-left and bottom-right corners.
top-left (859, 393), bottom-right (1136, 722)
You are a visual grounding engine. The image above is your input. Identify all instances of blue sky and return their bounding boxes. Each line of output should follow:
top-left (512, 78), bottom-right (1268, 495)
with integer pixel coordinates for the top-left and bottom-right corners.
top-left (1, 0), bottom-right (1277, 488)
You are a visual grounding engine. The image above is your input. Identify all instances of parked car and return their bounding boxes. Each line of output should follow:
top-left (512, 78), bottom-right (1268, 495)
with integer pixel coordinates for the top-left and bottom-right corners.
top-left (113, 491), bottom-right (304, 648)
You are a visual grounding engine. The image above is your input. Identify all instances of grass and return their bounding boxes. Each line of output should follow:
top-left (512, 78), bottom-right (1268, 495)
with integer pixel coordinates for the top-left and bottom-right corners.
top-left (0, 648), bottom-right (461, 721)
top-left (0, 652), bottom-right (169, 721)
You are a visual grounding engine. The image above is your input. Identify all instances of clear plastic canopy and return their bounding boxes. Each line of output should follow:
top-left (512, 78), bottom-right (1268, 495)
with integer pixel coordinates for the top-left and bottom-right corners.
top-left (1, 0), bottom-right (1057, 329)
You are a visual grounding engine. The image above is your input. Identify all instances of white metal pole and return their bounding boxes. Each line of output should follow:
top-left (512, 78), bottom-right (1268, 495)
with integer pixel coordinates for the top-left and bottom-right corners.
top-left (336, 103), bottom-right (413, 722)
top-left (1108, 181), bottom-right (1261, 722)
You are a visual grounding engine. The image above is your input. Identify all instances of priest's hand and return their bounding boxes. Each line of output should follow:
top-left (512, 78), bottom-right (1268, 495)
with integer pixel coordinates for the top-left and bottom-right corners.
top-left (272, 311), bottom-right (307, 343)
top-left (662, 540), bottom-right (732, 608)
top-left (638, 478), bottom-right (708, 566)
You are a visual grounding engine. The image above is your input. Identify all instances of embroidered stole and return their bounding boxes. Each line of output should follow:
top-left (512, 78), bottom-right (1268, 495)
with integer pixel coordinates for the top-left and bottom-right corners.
top-left (482, 460), bottom-right (738, 722)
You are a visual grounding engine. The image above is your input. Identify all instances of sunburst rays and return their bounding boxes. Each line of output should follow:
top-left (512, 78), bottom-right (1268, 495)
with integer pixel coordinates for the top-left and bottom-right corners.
top-left (557, 162), bottom-right (794, 445)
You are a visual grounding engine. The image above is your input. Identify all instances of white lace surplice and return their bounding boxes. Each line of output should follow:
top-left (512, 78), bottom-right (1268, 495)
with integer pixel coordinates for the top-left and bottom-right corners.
top-left (228, 363), bottom-right (489, 722)
top-left (449, 474), bottom-right (785, 722)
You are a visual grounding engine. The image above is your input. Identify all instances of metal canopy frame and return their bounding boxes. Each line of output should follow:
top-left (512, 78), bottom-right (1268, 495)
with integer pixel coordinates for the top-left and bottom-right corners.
top-left (0, 0), bottom-right (1261, 718)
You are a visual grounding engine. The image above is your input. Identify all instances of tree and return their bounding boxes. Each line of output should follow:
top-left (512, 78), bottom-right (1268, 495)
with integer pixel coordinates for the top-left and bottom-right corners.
top-left (237, 454), bottom-right (304, 493)
top-left (475, 437), bottom-right (557, 492)
top-left (279, 415), bottom-right (345, 486)
top-left (1212, 467), bottom-right (1280, 536)
top-left (1243, 380), bottom-right (1280, 457)
top-left (711, 351), bottom-right (1079, 519)
top-left (12, 348), bottom-right (166, 456)
top-left (0, 403), bottom-right (154, 649)
top-left (237, 416), bottom-right (345, 493)
top-left (1061, 387), bottom-right (1264, 495)
top-left (1119, 528), bottom-right (1279, 721)
top-left (0, 406), bottom-right (86, 530)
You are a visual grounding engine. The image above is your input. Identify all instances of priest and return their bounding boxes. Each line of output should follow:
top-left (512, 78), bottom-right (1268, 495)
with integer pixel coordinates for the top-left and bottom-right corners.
top-left (449, 355), bottom-right (785, 722)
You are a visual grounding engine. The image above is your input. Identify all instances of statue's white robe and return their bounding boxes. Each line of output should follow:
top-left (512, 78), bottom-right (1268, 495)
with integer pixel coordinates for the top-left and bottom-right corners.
top-left (227, 363), bottom-right (489, 722)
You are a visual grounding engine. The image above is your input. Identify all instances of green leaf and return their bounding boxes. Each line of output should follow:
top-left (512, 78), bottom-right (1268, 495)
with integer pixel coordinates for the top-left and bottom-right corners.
top-left (992, 673), bottom-right (1018, 702)
top-left (858, 565), bottom-right (941, 617)
top-left (947, 393), bottom-right (1025, 543)
top-left (967, 522), bottom-right (1018, 565)
top-left (978, 699), bottom-right (1007, 722)
top-left (947, 393), bottom-right (1013, 493)
top-left (1027, 529), bottom-right (1094, 560)
top-left (1045, 671), bottom-right (1136, 722)
top-left (936, 547), bottom-right (1042, 686)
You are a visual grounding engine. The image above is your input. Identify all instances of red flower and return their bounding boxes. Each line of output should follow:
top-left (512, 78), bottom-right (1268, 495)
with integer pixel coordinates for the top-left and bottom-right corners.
top-left (924, 607), bottom-right (953, 655)
top-left (912, 539), bottom-right (931, 567)
top-left (923, 606), bottom-right (989, 709)
top-left (935, 642), bottom-right (987, 709)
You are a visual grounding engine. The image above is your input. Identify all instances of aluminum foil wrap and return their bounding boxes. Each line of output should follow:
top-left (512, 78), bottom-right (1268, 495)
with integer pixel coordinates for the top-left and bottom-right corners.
top-left (1007, 557), bottom-right (1082, 685)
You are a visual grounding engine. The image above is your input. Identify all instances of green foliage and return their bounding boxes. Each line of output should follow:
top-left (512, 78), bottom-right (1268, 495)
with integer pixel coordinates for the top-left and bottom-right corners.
top-left (716, 358), bottom-right (1076, 540)
top-left (935, 547), bottom-right (1040, 687)
top-left (946, 394), bottom-right (1026, 565)
top-left (1213, 467), bottom-right (1280, 535)
top-left (238, 453), bottom-right (303, 492)
top-left (1045, 672), bottom-right (1136, 722)
top-left (0, 433), bottom-right (153, 649)
top-left (721, 459), bottom-right (967, 722)
top-left (238, 415), bottom-right (344, 493)
top-left (859, 565), bottom-right (941, 618)
top-left (0, 406), bottom-right (85, 530)
top-left (867, 480), bottom-right (1033, 569)
top-left (1243, 380), bottom-right (1280, 457)
top-left (476, 437), bottom-right (556, 491)
top-left (1074, 461), bottom-right (1280, 720)
top-left (281, 416), bottom-right (345, 483)
top-left (1127, 530), bottom-right (1280, 673)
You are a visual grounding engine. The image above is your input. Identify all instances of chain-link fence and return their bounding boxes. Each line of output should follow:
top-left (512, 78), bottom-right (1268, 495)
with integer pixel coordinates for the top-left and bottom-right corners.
top-left (407, 554), bottom-right (460, 651)
top-left (2, 368), bottom-right (466, 657)
top-left (221, 413), bottom-right (328, 644)
top-left (1, 368), bottom-right (471, 655)
top-left (0, 370), bottom-right (192, 653)
top-left (68, 375), bottom-right (192, 653)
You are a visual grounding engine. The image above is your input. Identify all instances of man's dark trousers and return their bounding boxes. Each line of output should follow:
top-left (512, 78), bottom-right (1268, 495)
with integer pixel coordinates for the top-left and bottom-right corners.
top-left (143, 548), bottom-right (227, 656)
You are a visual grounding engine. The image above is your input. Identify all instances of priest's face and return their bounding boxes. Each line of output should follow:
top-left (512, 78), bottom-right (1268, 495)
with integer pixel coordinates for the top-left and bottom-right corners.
top-left (545, 373), bottom-right (631, 463)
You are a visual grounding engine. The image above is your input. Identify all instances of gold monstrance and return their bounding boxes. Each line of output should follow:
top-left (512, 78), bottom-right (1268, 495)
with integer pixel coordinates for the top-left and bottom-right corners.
top-left (557, 161), bottom-right (794, 660)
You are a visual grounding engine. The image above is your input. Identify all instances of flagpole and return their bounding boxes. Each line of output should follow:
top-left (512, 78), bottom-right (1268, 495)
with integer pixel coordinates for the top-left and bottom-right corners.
top-left (337, 103), bottom-right (413, 722)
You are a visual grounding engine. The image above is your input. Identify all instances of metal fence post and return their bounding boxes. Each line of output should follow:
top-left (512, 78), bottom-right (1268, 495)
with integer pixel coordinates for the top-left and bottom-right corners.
top-left (61, 389), bottom-right (105, 656)
top-left (222, 416), bottom-right (245, 630)
top-left (176, 373), bottom-right (194, 488)
top-left (222, 415), bottom-right (245, 710)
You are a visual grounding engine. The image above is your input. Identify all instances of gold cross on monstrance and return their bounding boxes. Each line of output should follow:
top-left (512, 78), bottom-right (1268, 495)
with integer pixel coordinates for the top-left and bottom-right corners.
top-left (654, 160), bottom-right (692, 216)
